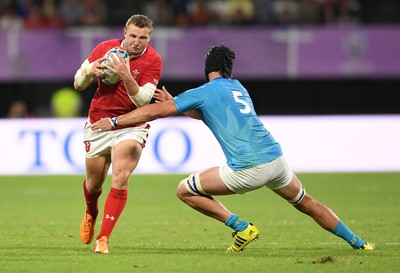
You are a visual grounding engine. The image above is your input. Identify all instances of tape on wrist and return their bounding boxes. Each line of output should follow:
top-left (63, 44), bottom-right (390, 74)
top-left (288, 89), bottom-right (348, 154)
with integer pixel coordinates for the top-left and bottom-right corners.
top-left (85, 62), bottom-right (95, 77)
top-left (109, 116), bottom-right (119, 128)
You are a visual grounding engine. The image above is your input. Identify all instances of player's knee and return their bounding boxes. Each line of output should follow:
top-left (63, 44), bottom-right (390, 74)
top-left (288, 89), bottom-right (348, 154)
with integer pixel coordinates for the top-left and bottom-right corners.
top-left (111, 169), bottom-right (131, 189)
top-left (178, 173), bottom-right (207, 200)
top-left (176, 180), bottom-right (188, 201)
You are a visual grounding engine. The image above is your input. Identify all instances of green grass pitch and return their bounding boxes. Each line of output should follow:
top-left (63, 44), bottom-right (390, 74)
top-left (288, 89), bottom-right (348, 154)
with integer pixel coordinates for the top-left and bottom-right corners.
top-left (0, 173), bottom-right (399, 273)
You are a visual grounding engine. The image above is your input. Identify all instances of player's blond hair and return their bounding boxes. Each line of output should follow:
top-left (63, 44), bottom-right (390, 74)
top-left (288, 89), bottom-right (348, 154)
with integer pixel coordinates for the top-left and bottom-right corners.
top-left (125, 14), bottom-right (153, 32)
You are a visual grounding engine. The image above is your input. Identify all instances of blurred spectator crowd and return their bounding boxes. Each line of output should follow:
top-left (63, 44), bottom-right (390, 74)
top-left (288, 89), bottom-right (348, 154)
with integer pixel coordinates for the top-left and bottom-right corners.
top-left (0, 0), bottom-right (107, 30)
top-left (1, 0), bottom-right (366, 30)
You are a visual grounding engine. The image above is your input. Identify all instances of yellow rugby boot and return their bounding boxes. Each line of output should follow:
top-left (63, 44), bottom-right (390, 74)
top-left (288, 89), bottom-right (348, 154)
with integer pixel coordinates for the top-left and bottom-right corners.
top-left (226, 223), bottom-right (260, 252)
top-left (359, 242), bottom-right (375, 250)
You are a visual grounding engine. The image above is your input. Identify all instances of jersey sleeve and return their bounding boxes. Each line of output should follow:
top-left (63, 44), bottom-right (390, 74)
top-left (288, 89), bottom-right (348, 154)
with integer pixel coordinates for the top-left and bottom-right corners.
top-left (87, 42), bottom-right (107, 63)
top-left (173, 85), bottom-right (207, 113)
top-left (138, 53), bottom-right (162, 87)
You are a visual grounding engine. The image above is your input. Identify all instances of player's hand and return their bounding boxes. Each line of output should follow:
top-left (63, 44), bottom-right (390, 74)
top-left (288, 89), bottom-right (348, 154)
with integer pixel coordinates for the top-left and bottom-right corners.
top-left (154, 86), bottom-right (173, 103)
top-left (89, 57), bottom-right (107, 78)
top-left (91, 118), bottom-right (113, 132)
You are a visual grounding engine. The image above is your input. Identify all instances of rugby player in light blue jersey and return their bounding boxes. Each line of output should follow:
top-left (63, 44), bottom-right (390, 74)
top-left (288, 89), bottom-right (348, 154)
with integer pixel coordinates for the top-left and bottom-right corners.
top-left (92, 44), bottom-right (374, 252)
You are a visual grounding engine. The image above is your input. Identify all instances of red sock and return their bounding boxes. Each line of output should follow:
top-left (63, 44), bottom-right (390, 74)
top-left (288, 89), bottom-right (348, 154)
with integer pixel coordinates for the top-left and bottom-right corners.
top-left (82, 180), bottom-right (102, 219)
top-left (97, 188), bottom-right (128, 240)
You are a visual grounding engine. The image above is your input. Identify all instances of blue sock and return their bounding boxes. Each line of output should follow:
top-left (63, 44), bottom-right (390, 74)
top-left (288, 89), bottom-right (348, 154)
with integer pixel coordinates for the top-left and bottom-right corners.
top-left (332, 220), bottom-right (366, 249)
top-left (225, 214), bottom-right (248, 232)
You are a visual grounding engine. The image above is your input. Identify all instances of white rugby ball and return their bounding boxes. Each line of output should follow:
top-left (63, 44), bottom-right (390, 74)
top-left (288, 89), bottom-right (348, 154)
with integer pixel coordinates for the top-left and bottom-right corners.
top-left (101, 47), bottom-right (128, 85)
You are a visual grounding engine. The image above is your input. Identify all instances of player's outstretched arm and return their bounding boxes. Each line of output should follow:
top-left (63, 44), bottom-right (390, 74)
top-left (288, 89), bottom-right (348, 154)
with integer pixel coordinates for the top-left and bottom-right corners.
top-left (91, 99), bottom-right (179, 131)
top-left (154, 86), bottom-right (201, 120)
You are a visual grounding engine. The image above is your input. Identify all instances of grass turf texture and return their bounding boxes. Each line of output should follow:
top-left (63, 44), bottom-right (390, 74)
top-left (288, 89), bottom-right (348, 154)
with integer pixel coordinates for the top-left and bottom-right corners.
top-left (0, 173), bottom-right (399, 273)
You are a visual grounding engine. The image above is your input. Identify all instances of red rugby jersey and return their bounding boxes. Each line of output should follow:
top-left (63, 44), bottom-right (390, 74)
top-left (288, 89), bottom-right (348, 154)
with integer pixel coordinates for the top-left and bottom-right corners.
top-left (86, 39), bottom-right (162, 125)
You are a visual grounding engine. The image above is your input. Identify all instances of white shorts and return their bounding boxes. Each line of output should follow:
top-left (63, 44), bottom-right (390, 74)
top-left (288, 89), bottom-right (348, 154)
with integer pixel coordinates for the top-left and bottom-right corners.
top-left (219, 156), bottom-right (293, 194)
top-left (83, 120), bottom-right (150, 158)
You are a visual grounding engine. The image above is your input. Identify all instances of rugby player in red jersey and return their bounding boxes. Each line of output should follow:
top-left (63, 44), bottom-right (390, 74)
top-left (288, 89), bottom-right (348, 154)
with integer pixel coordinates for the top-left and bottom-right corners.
top-left (73, 14), bottom-right (162, 254)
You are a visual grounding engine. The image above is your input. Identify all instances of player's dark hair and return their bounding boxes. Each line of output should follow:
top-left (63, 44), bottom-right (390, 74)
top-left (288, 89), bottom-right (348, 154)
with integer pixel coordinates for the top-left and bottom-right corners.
top-left (125, 14), bottom-right (153, 32)
top-left (204, 44), bottom-right (235, 81)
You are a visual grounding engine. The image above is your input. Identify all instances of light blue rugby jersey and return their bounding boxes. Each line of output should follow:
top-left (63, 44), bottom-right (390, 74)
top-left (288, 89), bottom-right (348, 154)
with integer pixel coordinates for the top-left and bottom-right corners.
top-left (173, 77), bottom-right (283, 170)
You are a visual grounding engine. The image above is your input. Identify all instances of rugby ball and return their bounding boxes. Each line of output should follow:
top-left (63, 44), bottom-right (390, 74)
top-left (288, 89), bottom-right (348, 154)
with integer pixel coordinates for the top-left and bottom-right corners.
top-left (101, 47), bottom-right (128, 85)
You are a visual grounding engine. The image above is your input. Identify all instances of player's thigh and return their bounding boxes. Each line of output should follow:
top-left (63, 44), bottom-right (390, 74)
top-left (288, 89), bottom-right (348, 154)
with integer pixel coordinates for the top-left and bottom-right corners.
top-left (199, 167), bottom-right (235, 195)
top-left (273, 173), bottom-right (303, 201)
top-left (111, 140), bottom-right (143, 184)
top-left (83, 120), bottom-right (112, 157)
top-left (85, 155), bottom-right (111, 191)
top-left (110, 125), bottom-right (148, 174)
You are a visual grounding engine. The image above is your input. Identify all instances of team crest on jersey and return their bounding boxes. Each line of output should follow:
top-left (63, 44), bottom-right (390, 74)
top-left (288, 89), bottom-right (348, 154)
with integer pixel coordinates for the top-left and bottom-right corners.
top-left (84, 141), bottom-right (91, 152)
top-left (131, 69), bottom-right (139, 79)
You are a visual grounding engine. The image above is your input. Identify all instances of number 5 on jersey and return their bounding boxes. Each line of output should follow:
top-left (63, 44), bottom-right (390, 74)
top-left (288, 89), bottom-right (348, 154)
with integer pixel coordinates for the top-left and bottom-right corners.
top-left (232, 91), bottom-right (251, 114)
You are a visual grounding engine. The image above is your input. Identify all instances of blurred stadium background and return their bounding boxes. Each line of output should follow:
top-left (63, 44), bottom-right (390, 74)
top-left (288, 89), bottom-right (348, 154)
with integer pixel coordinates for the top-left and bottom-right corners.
top-left (1, 0), bottom-right (399, 118)
top-left (0, 0), bottom-right (399, 174)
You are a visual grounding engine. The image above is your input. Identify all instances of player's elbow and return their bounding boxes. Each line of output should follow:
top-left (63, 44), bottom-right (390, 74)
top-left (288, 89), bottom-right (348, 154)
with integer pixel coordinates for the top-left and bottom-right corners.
top-left (74, 81), bottom-right (84, 91)
top-left (73, 67), bottom-right (93, 91)
top-left (129, 85), bottom-right (155, 107)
